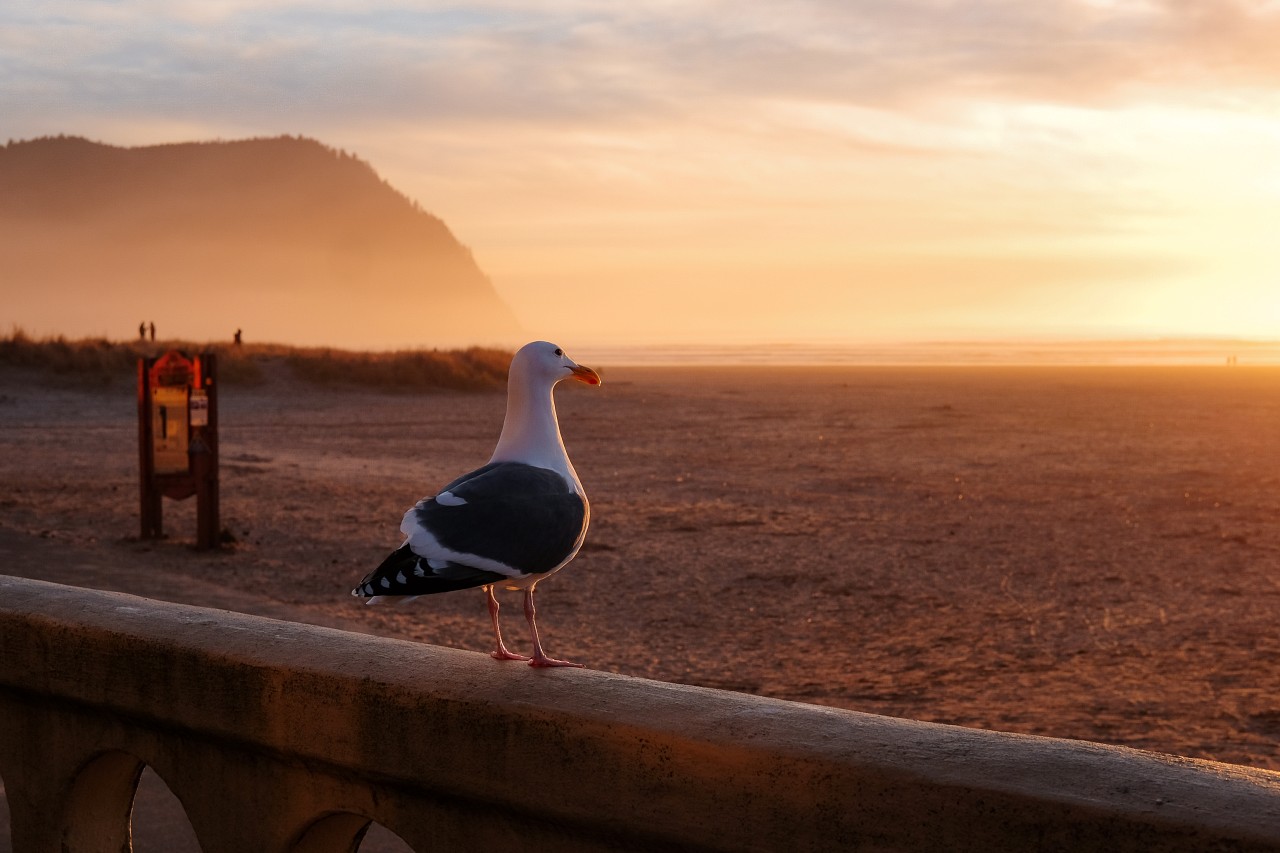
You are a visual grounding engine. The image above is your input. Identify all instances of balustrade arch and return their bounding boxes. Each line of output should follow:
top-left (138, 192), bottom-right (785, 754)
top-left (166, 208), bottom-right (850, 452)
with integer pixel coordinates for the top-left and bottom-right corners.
top-left (1, 766), bottom-right (11, 853)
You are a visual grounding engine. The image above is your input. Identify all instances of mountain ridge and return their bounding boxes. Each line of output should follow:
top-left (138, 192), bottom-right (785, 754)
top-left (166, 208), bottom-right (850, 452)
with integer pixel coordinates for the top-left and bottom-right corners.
top-left (0, 135), bottom-right (523, 348)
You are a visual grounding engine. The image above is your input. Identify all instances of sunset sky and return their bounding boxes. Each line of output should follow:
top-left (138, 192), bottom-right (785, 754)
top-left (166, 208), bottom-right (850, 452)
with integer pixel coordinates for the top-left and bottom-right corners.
top-left (3, 0), bottom-right (1279, 348)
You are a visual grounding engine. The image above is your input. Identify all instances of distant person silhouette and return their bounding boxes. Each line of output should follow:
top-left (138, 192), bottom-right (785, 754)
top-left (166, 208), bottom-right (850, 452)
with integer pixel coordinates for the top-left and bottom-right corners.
top-left (234, 328), bottom-right (242, 346)
top-left (139, 322), bottom-right (146, 341)
top-left (149, 322), bottom-right (156, 342)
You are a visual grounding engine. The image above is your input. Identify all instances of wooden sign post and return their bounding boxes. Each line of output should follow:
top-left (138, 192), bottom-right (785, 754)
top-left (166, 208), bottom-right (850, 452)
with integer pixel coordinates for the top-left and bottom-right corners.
top-left (138, 350), bottom-right (220, 549)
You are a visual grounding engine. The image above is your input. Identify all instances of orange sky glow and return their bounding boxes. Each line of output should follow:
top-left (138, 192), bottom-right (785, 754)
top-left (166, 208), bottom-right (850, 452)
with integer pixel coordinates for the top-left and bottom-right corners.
top-left (3, 0), bottom-right (1279, 351)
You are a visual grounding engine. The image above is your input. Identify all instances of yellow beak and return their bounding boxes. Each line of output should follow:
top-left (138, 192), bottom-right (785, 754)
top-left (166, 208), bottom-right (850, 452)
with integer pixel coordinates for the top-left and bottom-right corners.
top-left (569, 364), bottom-right (602, 386)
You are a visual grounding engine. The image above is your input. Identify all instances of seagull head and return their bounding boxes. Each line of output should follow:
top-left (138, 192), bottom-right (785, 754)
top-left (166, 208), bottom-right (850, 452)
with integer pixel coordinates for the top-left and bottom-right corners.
top-left (512, 341), bottom-right (601, 388)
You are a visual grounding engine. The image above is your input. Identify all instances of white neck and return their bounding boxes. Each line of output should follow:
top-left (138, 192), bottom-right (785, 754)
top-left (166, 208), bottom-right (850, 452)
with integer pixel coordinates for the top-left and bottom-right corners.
top-left (489, 377), bottom-right (581, 490)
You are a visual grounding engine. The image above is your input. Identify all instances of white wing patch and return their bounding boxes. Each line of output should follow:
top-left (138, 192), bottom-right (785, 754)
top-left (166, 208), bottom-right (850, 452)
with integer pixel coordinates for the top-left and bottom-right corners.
top-left (400, 504), bottom-right (526, 580)
top-left (434, 491), bottom-right (467, 507)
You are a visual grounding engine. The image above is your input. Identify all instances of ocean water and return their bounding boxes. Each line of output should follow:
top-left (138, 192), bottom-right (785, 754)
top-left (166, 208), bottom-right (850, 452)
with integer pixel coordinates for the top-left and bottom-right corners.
top-left (578, 339), bottom-right (1280, 367)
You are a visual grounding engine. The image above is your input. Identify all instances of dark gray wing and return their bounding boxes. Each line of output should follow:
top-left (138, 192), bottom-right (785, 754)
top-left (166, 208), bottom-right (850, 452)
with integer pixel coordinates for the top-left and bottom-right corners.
top-left (413, 462), bottom-right (587, 575)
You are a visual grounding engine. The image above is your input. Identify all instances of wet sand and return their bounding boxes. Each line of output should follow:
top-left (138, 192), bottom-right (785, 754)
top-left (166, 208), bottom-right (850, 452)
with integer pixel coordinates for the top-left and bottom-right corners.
top-left (2, 363), bottom-right (1279, 773)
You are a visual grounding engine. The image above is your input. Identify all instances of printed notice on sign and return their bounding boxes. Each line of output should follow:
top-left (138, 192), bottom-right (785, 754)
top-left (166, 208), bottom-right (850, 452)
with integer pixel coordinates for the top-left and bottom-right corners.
top-left (152, 386), bottom-right (189, 474)
top-left (189, 390), bottom-right (209, 427)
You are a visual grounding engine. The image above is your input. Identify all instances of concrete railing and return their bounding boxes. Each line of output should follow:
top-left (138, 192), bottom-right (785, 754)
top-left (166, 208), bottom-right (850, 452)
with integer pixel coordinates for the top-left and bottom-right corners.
top-left (2, 575), bottom-right (1279, 852)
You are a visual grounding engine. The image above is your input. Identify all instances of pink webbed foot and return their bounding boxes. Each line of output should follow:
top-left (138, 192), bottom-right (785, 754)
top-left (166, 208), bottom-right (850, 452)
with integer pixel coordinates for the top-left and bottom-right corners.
top-left (490, 646), bottom-right (532, 662)
top-left (520, 587), bottom-right (583, 668)
top-left (528, 652), bottom-right (584, 668)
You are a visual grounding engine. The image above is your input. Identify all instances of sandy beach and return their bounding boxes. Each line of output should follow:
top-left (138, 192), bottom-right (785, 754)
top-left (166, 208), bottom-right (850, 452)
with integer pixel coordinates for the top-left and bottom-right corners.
top-left (2, 361), bottom-right (1279, 776)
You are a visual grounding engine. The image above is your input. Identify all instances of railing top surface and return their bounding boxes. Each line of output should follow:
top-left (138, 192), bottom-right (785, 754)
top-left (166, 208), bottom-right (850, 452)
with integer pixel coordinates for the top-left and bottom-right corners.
top-left (3, 573), bottom-right (1280, 849)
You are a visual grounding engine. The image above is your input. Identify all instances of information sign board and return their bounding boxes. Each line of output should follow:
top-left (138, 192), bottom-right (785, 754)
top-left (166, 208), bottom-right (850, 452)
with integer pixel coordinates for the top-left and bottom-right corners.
top-left (138, 350), bottom-right (220, 548)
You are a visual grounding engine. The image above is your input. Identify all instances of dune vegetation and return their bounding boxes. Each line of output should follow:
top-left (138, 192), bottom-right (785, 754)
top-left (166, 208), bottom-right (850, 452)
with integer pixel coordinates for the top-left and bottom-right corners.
top-left (0, 328), bottom-right (511, 391)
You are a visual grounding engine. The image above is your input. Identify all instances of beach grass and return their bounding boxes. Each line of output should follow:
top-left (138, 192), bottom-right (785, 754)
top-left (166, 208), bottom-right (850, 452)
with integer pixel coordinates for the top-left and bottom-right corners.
top-left (282, 345), bottom-right (510, 391)
top-left (0, 328), bottom-right (510, 391)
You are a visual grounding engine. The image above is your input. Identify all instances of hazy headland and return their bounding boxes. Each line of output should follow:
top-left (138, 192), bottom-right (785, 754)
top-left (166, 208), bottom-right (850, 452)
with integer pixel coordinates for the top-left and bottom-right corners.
top-left (2, 335), bottom-right (1278, 773)
top-left (0, 136), bottom-right (522, 348)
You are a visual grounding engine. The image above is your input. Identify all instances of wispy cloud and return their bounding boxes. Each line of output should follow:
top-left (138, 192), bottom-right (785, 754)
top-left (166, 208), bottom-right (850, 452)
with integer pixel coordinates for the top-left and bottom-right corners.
top-left (7, 0), bottom-right (1280, 133)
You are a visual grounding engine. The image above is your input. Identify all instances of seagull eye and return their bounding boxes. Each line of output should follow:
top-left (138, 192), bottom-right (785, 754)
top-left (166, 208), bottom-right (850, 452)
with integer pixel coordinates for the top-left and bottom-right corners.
top-left (554, 348), bottom-right (564, 357)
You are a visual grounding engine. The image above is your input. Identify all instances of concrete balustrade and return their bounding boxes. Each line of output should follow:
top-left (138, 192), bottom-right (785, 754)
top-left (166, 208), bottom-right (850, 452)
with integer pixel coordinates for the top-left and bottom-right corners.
top-left (1, 574), bottom-right (1279, 852)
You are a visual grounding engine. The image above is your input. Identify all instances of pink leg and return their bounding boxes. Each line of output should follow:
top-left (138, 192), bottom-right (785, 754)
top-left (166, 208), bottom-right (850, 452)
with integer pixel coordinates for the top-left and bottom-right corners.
top-left (523, 586), bottom-right (583, 668)
top-left (486, 586), bottom-right (530, 661)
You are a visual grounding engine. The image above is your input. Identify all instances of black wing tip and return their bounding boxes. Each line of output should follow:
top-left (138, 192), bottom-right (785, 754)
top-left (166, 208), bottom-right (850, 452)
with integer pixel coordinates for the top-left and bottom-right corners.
top-left (354, 545), bottom-right (510, 598)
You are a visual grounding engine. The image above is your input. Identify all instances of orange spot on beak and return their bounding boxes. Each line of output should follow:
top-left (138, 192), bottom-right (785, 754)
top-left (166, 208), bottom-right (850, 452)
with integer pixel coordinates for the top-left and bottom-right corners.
top-left (570, 364), bottom-right (601, 386)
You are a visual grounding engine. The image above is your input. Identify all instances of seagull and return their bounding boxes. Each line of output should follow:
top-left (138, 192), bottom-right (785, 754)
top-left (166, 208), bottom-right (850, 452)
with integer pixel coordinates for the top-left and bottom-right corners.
top-left (352, 341), bottom-right (601, 667)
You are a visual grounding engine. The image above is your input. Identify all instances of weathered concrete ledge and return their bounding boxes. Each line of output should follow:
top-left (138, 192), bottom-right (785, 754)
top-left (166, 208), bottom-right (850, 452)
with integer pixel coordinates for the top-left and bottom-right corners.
top-left (1, 574), bottom-right (1278, 852)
